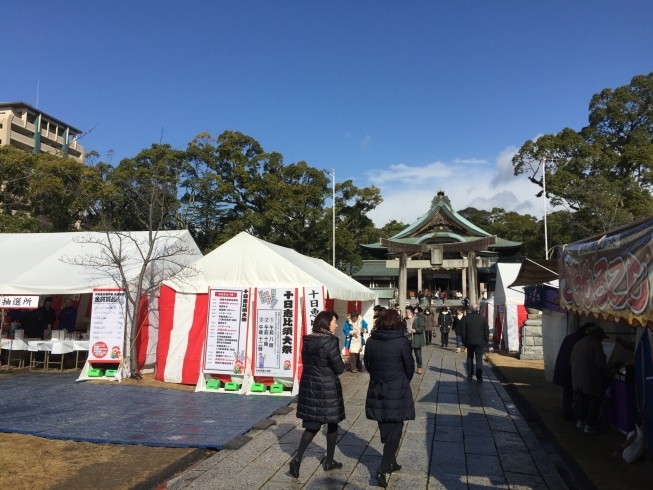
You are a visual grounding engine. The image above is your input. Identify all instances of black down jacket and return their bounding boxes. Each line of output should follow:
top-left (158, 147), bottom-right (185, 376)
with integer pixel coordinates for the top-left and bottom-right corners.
top-left (364, 329), bottom-right (415, 422)
top-left (461, 312), bottom-right (489, 346)
top-left (553, 330), bottom-right (585, 389)
top-left (296, 333), bottom-right (346, 424)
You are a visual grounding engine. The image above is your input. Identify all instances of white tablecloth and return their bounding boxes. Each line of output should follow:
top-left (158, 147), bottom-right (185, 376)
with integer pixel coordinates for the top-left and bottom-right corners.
top-left (1, 338), bottom-right (40, 351)
top-left (28, 340), bottom-right (75, 354)
top-left (73, 340), bottom-right (89, 351)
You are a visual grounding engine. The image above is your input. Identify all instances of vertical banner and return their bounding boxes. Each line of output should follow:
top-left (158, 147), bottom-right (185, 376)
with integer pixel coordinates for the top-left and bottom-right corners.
top-left (254, 288), bottom-right (298, 377)
top-left (88, 289), bottom-right (126, 363)
top-left (204, 288), bottom-right (249, 375)
top-left (303, 287), bottom-right (325, 335)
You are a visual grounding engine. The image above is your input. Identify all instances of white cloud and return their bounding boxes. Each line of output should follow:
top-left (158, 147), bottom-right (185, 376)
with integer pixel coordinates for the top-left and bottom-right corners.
top-left (367, 161), bottom-right (452, 185)
top-left (360, 134), bottom-right (371, 148)
top-left (366, 146), bottom-right (543, 226)
top-left (452, 157), bottom-right (489, 165)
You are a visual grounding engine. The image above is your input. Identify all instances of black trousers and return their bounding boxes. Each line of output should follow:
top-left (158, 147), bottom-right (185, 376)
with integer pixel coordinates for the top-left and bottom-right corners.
top-left (574, 391), bottom-right (602, 428)
top-left (378, 421), bottom-right (403, 473)
top-left (441, 331), bottom-right (449, 347)
top-left (466, 344), bottom-right (484, 379)
top-left (563, 386), bottom-right (574, 420)
top-left (425, 331), bottom-right (433, 344)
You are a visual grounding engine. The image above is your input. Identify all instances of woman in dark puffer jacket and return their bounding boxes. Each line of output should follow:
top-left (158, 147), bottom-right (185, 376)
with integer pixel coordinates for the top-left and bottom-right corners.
top-left (364, 309), bottom-right (415, 488)
top-left (290, 310), bottom-right (345, 478)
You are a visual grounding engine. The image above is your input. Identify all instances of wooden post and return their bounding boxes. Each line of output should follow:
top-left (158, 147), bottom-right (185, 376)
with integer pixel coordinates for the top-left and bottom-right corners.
top-left (417, 267), bottom-right (422, 293)
top-left (462, 268), bottom-right (467, 298)
top-left (467, 251), bottom-right (478, 306)
top-left (398, 252), bottom-right (407, 309)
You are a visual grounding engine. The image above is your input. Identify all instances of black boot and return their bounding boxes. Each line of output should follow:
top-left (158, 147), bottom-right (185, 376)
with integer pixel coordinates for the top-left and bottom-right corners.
top-left (376, 469), bottom-right (388, 488)
top-left (289, 457), bottom-right (301, 478)
top-left (476, 368), bottom-right (483, 382)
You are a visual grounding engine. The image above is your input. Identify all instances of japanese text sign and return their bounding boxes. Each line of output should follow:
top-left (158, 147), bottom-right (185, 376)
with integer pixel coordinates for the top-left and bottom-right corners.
top-left (559, 218), bottom-right (653, 328)
top-left (0, 295), bottom-right (39, 309)
top-left (302, 287), bottom-right (324, 335)
top-left (88, 289), bottom-right (126, 363)
top-left (254, 288), bottom-right (297, 377)
top-left (204, 287), bottom-right (250, 375)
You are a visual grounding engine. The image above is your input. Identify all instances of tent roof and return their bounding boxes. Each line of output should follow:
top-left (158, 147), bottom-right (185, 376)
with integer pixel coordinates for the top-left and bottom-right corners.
top-left (494, 263), bottom-right (525, 305)
top-left (0, 231), bottom-right (201, 295)
top-left (164, 232), bottom-right (376, 301)
top-left (508, 258), bottom-right (559, 288)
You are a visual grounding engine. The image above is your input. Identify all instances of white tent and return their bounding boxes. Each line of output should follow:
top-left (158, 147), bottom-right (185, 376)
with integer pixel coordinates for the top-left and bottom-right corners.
top-left (166, 232), bottom-right (375, 301)
top-left (0, 231), bottom-right (201, 294)
top-left (494, 263), bottom-right (526, 352)
top-left (0, 231), bottom-right (202, 373)
top-left (156, 232), bottom-right (377, 385)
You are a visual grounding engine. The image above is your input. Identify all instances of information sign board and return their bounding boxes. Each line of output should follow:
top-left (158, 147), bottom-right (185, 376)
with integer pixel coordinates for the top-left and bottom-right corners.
top-left (253, 288), bottom-right (297, 377)
top-left (88, 289), bottom-right (126, 364)
top-left (204, 288), bottom-right (250, 375)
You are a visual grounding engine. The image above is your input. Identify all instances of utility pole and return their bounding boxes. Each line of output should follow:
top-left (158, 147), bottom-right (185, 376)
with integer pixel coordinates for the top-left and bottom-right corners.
top-left (324, 168), bottom-right (336, 267)
top-left (541, 157), bottom-right (549, 259)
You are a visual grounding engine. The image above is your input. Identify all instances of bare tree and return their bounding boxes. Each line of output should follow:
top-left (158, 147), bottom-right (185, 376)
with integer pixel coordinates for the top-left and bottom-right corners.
top-left (63, 230), bottom-right (199, 378)
top-left (62, 144), bottom-right (200, 378)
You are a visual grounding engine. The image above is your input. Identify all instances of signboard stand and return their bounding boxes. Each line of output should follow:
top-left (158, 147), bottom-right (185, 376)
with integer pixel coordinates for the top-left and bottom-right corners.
top-left (196, 287), bottom-right (252, 394)
top-left (77, 289), bottom-right (125, 382)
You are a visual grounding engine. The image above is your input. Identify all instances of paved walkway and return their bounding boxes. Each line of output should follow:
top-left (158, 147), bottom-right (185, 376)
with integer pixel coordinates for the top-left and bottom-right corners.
top-left (168, 345), bottom-right (568, 489)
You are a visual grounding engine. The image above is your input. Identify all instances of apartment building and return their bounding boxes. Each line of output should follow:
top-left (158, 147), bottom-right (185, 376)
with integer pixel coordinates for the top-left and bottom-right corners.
top-left (0, 102), bottom-right (85, 162)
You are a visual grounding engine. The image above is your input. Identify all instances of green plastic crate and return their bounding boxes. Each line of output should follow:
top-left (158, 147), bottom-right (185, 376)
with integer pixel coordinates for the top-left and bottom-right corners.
top-left (206, 378), bottom-right (221, 390)
top-left (224, 381), bottom-right (239, 391)
top-left (250, 383), bottom-right (266, 392)
top-left (87, 368), bottom-right (103, 377)
top-left (105, 369), bottom-right (118, 377)
top-left (269, 383), bottom-right (284, 394)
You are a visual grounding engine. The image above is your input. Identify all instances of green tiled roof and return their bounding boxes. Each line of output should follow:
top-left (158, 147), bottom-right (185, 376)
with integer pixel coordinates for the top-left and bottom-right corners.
top-left (391, 199), bottom-right (492, 239)
top-left (372, 288), bottom-right (396, 299)
top-left (352, 260), bottom-right (398, 278)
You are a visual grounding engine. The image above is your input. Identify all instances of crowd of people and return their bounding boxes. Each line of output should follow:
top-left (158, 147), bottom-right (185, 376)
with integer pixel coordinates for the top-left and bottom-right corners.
top-left (1, 297), bottom-right (78, 340)
top-left (417, 288), bottom-right (466, 306)
top-left (292, 302), bottom-right (490, 488)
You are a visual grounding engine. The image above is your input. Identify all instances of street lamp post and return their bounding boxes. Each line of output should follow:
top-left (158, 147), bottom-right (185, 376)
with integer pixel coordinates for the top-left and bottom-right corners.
top-left (324, 168), bottom-right (336, 268)
top-left (541, 157), bottom-right (549, 259)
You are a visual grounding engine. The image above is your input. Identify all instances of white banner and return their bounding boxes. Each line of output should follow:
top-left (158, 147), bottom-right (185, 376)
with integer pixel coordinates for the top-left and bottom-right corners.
top-left (0, 295), bottom-right (39, 309)
top-left (253, 288), bottom-right (297, 377)
top-left (303, 286), bottom-right (324, 335)
top-left (204, 288), bottom-right (250, 375)
top-left (88, 289), bottom-right (126, 363)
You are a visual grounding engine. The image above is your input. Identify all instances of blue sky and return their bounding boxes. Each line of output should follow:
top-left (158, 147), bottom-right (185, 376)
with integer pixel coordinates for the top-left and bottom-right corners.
top-left (2, 1), bottom-right (652, 225)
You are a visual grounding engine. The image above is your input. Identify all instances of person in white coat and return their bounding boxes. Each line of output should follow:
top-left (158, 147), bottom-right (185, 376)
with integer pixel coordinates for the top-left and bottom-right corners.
top-left (344, 310), bottom-right (368, 373)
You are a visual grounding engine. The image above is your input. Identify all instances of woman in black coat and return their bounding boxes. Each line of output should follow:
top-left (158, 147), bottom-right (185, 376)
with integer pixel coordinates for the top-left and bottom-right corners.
top-left (364, 309), bottom-right (415, 488)
top-left (290, 310), bottom-right (345, 478)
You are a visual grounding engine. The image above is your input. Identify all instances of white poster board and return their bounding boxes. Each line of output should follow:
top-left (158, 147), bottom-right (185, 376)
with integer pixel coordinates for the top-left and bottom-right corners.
top-left (204, 288), bottom-right (250, 375)
top-left (0, 295), bottom-right (39, 309)
top-left (253, 288), bottom-right (298, 378)
top-left (88, 289), bottom-right (126, 363)
top-left (303, 286), bottom-right (325, 335)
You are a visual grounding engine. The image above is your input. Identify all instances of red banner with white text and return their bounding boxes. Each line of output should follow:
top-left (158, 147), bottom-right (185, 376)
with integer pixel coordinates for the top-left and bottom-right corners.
top-left (558, 218), bottom-right (653, 329)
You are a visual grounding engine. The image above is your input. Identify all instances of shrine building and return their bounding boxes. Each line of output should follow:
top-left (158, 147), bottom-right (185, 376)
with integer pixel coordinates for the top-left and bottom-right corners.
top-left (353, 191), bottom-right (522, 301)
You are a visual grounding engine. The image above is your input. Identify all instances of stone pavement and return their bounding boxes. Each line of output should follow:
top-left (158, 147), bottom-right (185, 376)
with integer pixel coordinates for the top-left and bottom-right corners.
top-left (168, 345), bottom-right (569, 489)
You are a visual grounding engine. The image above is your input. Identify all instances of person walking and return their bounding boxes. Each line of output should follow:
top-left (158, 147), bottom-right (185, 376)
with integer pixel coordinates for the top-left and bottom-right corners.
top-left (438, 306), bottom-right (453, 348)
top-left (404, 306), bottom-right (425, 375)
top-left (344, 310), bottom-right (367, 373)
top-left (452, 307), bottom-right (465, 353)
top-left (290, 311), bottom-right (345, 478)
top-left (571, 325), bottom-right (608, 433)
top-left (461, 304), bottom-right (489, 381)
top-left (553, 323), bottom-right (591, 420)
top-left (364, 309), bottom-right (415, 488)
top-left (423, 307), bottom-right (435, 345)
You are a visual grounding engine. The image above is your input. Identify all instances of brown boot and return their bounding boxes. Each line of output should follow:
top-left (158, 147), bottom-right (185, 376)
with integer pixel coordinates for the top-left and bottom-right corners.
top-left (417, 367), bottom-right (423, 375)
